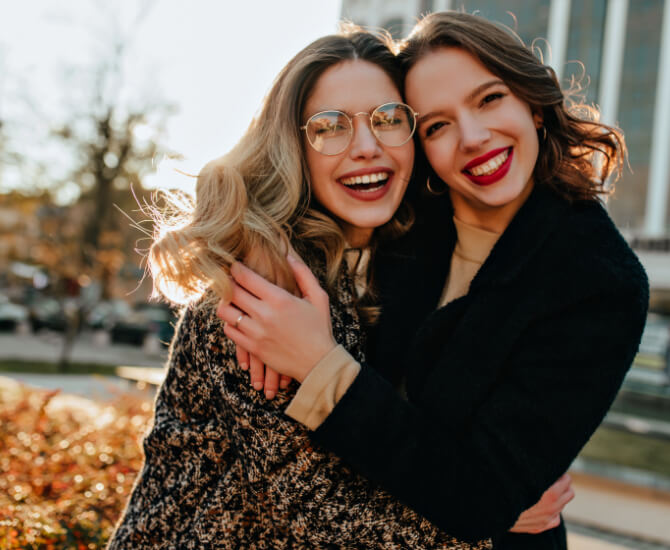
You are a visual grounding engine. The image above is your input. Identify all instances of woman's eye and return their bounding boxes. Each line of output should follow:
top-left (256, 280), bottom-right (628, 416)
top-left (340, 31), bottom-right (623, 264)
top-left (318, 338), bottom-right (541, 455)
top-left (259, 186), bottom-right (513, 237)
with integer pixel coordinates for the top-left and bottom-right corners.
top-left (315, 123), bottom-right (347, 135)
top-left (424, 121), bottom-right (448, 138)
top-left (482, 92), bottom-right (505, 105)
top-left (374, 116), bottom-right (402, 127)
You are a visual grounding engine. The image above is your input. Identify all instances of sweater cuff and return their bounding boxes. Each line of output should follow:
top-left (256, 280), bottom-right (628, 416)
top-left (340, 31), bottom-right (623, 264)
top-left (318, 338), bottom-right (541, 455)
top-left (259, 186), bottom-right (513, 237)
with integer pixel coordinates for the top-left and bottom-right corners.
top-left (285, 345), bottom-right (361, 430)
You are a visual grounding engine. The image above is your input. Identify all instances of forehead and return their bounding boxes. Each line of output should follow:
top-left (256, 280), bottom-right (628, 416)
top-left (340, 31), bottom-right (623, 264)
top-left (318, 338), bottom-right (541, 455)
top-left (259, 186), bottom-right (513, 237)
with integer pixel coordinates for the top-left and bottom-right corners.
top-left (405, 47), bottom-right (497, 108)
top-left (304, 60), bottom-right (402, 117)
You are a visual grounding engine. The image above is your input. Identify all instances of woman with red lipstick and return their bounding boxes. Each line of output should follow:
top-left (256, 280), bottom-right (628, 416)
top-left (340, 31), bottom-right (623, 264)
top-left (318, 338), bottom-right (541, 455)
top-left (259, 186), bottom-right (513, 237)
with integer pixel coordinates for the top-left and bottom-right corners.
top-left (109, 26), bottom-right (498, 549)
top-left (218, 11), bottom-right (648, 550)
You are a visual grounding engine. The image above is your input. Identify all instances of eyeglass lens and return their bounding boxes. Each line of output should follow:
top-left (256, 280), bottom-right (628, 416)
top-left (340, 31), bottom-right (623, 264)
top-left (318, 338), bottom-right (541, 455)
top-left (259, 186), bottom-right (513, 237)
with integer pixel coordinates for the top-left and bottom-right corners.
top-left (305, 103), bottom-right (415, 155)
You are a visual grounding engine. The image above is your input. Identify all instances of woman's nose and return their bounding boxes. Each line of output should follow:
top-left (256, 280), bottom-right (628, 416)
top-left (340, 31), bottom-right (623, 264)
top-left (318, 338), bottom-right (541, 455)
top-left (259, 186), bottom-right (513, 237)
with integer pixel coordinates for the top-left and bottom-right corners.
top-left (348, 116), bottom-right (382, 159)
top-left (459, 115), bottom-right (491, 152)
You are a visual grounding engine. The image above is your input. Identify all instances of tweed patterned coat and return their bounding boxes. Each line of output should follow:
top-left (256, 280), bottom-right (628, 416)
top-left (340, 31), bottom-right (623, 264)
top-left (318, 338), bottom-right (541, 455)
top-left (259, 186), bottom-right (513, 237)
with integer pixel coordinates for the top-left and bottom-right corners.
top-left (107, 257), bottom-right (491, 550)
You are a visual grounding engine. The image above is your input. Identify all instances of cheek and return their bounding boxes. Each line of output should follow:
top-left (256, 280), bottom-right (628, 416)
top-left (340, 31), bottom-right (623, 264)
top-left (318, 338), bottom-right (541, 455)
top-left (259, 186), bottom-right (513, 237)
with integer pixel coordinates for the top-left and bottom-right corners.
top-left (517, 120), bottom-right (540, 161)
top-left (396, 144), bottom-right (415, 176)
top-left (306, 150), bottom-right (336, 194)
top-left (422, 139), bottom-right (453, 174)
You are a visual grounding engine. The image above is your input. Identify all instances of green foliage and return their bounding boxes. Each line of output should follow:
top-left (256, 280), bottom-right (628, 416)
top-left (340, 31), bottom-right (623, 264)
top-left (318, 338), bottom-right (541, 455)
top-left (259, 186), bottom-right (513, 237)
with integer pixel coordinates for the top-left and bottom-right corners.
top-left (0, 361), bottom-right (119, 376)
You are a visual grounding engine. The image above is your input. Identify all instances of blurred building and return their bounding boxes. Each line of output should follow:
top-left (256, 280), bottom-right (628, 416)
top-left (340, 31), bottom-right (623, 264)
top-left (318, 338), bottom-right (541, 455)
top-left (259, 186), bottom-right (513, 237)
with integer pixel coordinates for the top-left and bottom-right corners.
top-left (0, 191), bottom-right (151, 303)
top-left (342, 0), bottom-right (670, 298)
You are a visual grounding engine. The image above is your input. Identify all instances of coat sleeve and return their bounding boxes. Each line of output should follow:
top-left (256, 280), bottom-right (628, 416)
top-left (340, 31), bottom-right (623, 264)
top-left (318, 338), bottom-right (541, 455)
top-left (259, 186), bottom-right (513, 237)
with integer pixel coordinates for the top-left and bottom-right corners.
top-left (311, 281), bottom-right (648, 542)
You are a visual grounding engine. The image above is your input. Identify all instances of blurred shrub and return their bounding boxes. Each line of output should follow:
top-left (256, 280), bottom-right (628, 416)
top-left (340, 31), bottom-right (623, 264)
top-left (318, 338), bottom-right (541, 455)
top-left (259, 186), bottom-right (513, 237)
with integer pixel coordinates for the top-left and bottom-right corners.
top-left (0, 379), bottom-right (152, 548)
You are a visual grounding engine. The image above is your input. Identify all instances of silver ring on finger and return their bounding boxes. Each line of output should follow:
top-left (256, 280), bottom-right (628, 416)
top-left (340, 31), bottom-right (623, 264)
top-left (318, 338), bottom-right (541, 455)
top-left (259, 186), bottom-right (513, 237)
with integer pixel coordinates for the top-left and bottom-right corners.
top-left (233, 313), bottom-right (244, 329)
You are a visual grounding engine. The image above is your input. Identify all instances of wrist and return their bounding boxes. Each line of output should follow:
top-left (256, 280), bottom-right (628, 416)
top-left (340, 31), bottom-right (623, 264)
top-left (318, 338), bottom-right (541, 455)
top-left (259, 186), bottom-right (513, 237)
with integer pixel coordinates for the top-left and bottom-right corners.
top-left (296, 339), bottom-right (337, 383)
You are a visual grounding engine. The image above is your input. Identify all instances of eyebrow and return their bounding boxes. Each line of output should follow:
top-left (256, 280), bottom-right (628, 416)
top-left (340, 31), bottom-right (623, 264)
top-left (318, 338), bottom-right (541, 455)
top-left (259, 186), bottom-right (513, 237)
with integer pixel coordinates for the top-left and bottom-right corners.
top-left (417, 79), bottom-right (506, 125)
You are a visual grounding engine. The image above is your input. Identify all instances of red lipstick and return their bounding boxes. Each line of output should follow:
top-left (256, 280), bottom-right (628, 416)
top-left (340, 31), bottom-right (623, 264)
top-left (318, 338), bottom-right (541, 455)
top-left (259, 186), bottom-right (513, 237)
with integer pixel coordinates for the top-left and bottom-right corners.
top-left (462, 147), bottom-right (513, 187)
top-left (463, 146), bottom-right (510, 171)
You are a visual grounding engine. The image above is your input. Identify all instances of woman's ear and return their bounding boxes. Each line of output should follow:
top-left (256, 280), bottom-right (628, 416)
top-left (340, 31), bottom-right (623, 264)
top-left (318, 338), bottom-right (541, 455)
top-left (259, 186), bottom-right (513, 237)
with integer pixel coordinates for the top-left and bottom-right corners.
top-left (533, 111), bottom-right (544, 129)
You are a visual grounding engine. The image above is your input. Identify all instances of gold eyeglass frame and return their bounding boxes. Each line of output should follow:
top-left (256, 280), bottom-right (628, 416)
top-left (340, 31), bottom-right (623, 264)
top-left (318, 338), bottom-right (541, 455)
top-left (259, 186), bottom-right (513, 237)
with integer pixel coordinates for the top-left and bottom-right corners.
top-left (300, 101), bottom-right (419, 156)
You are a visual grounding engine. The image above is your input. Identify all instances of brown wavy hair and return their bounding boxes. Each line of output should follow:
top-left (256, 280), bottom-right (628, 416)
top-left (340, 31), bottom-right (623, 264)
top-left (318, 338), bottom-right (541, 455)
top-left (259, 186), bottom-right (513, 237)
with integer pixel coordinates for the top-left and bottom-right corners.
top-left (398, 11), bottom-right (626, 202)
top-left (149, 25), bottom-right (412, 321)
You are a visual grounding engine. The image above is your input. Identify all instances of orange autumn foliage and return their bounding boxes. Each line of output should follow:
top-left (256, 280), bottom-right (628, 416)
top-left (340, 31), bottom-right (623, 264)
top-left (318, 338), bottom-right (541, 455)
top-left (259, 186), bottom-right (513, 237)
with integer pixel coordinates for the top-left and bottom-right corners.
top-left (0, 379), bottom-right (153, 549)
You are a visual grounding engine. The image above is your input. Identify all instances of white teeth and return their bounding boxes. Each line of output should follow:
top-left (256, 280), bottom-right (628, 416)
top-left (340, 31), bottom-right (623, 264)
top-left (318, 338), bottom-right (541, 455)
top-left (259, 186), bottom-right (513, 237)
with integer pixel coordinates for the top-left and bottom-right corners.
top-left (469, 149), bottom-right (510, 176)
top-left (340, 171), bottom-right (390, 186)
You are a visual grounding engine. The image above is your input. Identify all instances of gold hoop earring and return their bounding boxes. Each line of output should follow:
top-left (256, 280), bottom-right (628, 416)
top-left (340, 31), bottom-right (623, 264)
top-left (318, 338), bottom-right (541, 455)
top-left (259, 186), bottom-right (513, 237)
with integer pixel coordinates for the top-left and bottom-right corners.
top-left (426, 177), bottom-right (448, 195)
top-left (538, 126), bottom-right (547, 142)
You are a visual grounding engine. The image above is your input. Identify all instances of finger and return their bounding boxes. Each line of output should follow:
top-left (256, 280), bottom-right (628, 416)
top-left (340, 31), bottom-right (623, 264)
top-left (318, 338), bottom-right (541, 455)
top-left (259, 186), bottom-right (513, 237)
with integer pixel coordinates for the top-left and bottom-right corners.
top-left (236, 344), bottom-right (249, 371)
top-left (216, 298), bottom-right (227, 319)
top-left (556, 487), bottom-right (575, 510)
top-left (264, 367), bottom-right (280, 400)
top-left (508, 518), bottom-right (530, 533)
top-left (510, 507), bottom-right (562, 533)
top-left (279, 375), bottom-right (291, 389)
top-left (218, 303), bottom-right (247, 327)
top-left (287, 254), bottom-right (329, 311)
top-left (543, 474), bottom-right (573, 513)
top-left (509, 521), bottom-right (533, 533)
top-left (508, 509), bottom-right (534, 532)
top-left (231, 261), bottom-right (290, 302)
top-left (249, 354), bottom-right (265, 392)
top-left (223, 323), bottom-right (259, 362)
top-left (230, 280), bottom-right (265, 318)
top-left (218, 304), bottom-right (261, 338)
top-left (547, 515), bottom-right (561, 529)
top-left (547, 473), bottom-right (572, 498)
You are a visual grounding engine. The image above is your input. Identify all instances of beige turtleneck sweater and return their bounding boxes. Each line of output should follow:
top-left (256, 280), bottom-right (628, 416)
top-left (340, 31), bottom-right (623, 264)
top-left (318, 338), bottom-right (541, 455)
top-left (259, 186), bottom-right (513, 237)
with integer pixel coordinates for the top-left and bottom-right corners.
top-left (285, 219), bottom-right (501, 429)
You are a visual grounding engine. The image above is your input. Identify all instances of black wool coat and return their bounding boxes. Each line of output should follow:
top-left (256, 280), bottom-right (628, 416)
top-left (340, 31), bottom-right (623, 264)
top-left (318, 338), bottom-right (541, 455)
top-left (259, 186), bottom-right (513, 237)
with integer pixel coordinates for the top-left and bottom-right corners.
top-left (311, 184), bottom-right (649, 549)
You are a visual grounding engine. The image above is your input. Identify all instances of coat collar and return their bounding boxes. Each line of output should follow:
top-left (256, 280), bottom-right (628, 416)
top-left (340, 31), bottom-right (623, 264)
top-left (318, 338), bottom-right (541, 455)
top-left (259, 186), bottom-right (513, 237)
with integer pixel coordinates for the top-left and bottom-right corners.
top-left (469, 184), bottom-right (570, 290)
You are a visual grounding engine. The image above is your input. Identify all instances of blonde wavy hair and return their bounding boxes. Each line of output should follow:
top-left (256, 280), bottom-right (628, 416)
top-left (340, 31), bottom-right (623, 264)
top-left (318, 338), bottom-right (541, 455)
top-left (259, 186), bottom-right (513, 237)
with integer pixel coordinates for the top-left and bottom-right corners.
top-left (149, 26), bottom-right (413, 321)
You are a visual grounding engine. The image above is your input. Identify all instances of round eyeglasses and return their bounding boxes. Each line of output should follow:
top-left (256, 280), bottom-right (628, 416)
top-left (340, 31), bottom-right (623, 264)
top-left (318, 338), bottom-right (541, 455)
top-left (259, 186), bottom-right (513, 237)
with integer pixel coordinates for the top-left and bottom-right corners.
top-left (301, 102), bottom-right (418, 156)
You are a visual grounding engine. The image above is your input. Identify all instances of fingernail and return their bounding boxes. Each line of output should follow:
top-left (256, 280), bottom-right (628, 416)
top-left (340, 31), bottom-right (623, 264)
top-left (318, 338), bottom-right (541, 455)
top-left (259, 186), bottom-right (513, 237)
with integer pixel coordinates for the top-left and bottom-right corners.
top-left (287, 254), bottom-right (298, 263)
top-left (240, 363), bottom-right (248, 370)
top-left (280, 379), bottom-right (289, 389)
top-left (265, 391), bottom-right (275, 400)
top-left (253, 382), bottom-right (263, 391)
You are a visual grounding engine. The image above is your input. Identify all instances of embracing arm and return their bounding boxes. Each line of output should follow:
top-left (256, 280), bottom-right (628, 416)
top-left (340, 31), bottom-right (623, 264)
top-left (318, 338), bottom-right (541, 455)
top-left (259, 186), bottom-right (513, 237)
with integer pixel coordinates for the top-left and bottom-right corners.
top-left (309, 285), bottom-right (647, 540)
top-left (220, 258), bottom-right (647, 541)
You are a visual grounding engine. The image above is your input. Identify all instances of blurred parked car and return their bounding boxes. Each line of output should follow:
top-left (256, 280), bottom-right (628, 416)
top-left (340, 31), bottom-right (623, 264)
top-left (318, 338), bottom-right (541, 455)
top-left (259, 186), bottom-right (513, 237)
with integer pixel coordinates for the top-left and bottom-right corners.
top-left (28, 297), bottom-right (67, 332)
top-left (86, 299), bottom-right (133, 331)
top-left (0, 293), bottom-right (29, 331)
top-left (110, 302), bottom-right (177, 347)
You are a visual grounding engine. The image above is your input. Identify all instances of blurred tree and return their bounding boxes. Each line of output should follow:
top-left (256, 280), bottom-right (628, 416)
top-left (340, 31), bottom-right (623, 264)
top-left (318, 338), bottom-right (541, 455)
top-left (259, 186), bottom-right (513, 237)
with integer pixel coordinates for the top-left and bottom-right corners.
top-left (8, 1), bottom-right (179, 370)
top-left (49, 61), bottom-right (175, 368)
top-left (52, 82), bottom-right (174, 297)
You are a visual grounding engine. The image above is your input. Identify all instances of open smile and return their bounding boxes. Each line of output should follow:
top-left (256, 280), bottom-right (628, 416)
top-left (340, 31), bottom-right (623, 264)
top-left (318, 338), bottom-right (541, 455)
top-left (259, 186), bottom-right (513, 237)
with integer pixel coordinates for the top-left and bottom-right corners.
top-left (337, 168), bottom-right (393, 201)
top-left (462, 147), bottom-right (513, 186)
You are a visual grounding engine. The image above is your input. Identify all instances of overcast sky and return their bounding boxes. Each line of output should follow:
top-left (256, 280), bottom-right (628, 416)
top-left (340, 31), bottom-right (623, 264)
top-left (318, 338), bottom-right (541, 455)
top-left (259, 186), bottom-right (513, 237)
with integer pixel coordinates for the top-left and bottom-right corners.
top-left (0, 0), bottom-right (343, 198)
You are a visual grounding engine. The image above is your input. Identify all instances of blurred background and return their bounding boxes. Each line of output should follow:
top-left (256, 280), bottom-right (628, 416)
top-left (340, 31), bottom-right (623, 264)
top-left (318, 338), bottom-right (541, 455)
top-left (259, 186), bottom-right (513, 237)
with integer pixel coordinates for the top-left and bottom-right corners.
top-left (1, 1), bottom-right (670, 548)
